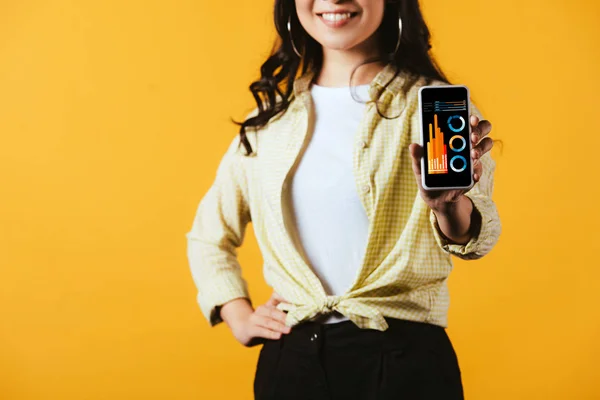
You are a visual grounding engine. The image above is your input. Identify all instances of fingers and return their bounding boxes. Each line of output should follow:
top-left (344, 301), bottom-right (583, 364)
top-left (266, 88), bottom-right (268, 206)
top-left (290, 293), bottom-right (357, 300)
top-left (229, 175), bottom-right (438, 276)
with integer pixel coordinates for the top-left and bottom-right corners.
top-left (473, 157), bottom-right (483, 183)
top-left (242, 292), bottom-right (293, 345)
top-left (252, 307), bottom-right (291, 335)
top-left (470, 114), bottom-right (480, 134)
top-left (471, 116), bottom-right (492, 145)
top-left (236, 298), bottom-right (293, 347)
top-left (471, 136), bottom-right (494, 161)
top-left (250, 324), bottom-right (283, 341)
top-left (254, 314), bottom-right (290, 335)
top-left (469, 115), bottom-right (493, 184)
top-left (255, 303), bottom-right (289, 325)
top-left (471, 136), bottom-right (493, 183)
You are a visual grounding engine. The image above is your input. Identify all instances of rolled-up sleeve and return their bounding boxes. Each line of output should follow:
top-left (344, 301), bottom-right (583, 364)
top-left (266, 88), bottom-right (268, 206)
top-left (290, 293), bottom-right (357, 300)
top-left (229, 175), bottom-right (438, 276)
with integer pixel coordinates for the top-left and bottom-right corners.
top-left (185, 133), bottom-right (252, 326)
top-left (429, 102), bottom-right (502, 260)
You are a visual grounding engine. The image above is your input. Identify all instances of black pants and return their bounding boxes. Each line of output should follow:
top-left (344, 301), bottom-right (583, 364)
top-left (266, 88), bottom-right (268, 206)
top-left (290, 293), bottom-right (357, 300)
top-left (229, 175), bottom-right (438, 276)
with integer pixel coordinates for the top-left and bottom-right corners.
top-left (253, 317), bottom-right (464, 400)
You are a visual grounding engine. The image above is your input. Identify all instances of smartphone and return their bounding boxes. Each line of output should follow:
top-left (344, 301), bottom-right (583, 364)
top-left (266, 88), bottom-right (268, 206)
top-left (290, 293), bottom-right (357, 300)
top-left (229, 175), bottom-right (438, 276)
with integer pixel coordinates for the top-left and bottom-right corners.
top-left (418, 85), bottom-right (474, 191)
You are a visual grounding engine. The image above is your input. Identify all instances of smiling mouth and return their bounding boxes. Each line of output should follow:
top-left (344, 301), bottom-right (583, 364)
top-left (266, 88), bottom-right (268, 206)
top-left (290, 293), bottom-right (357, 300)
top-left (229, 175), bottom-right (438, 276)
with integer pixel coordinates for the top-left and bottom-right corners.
top-left (316, 12), bottom-right (359, 27)
top-left (316, 12), bottom-right (359, 18)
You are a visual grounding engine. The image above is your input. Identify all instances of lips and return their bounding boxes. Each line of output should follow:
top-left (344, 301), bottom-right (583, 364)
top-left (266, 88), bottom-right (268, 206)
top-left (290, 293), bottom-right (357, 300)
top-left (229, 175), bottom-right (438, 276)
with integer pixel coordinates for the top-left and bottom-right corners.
top-left (316, 12), bottom-right (359, 28)
top-left (316, 12), bottom-right (359, 17)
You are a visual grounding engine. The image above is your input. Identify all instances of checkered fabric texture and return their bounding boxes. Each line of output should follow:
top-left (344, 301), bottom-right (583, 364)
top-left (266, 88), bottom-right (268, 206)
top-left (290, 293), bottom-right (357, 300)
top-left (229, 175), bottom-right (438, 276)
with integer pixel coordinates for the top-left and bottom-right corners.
top-left (185, 62), bottom-right (501, 331)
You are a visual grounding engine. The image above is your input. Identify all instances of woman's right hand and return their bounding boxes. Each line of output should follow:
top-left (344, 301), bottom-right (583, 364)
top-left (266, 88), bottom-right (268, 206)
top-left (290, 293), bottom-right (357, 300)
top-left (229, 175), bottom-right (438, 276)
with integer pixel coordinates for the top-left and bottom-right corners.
top-left (221, 292), bottom-right (292, 347)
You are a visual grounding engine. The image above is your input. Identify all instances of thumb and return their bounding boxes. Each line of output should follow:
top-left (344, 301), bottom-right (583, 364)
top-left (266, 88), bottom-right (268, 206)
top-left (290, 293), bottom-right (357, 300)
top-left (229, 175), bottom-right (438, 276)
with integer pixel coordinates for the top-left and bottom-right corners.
top-left (409, 143), bottom-right (424, 177)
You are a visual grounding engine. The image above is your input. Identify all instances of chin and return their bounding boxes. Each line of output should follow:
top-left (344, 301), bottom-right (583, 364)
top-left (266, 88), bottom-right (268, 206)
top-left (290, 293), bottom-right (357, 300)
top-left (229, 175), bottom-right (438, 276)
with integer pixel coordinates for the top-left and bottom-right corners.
top-left (318, 38), bottom-right (359, 51)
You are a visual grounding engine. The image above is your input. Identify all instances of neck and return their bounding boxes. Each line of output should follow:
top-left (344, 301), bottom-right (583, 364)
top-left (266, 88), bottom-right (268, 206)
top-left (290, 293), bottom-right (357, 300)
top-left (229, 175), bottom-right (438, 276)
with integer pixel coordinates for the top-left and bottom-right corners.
top-left (315, 34), bottom-right (386, 87)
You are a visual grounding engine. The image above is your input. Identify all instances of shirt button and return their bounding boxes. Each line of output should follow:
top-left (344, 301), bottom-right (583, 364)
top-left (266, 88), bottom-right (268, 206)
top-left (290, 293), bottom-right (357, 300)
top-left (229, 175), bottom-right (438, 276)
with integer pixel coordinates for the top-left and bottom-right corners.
top-left (360, 140), bottom-right (368, 148)
top-left (363, 184), bottom-right (371, 193)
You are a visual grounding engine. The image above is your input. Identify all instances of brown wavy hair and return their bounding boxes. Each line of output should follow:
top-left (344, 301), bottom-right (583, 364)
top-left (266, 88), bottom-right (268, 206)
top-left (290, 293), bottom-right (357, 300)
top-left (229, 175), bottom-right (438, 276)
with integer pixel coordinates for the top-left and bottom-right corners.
top-left (232, 0), bottom-right (456, 156)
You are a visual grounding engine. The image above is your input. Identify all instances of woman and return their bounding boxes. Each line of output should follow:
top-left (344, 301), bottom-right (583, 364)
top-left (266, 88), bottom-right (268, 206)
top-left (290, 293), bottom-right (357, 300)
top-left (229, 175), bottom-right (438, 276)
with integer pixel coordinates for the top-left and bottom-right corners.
top-left (185, 0), bottom-right (501, 399)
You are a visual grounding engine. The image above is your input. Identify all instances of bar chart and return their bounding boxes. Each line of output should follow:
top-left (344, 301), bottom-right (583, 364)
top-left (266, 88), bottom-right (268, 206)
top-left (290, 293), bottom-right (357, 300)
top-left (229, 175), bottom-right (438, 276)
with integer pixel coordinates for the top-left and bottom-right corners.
top-left (426, 114), bottom-right (448, 174)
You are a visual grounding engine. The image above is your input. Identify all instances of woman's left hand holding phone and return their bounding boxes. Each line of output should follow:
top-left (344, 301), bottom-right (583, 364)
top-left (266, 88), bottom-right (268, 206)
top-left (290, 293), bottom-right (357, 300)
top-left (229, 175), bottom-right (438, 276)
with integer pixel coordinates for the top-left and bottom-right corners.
top-left (220, 292), bottom-right (292, 347)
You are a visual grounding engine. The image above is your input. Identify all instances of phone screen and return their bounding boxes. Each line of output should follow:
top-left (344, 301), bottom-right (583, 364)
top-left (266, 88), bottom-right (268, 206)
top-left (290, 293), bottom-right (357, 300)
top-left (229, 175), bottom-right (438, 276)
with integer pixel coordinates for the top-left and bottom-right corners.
top-left (420, 86), bottom-right (472, 189)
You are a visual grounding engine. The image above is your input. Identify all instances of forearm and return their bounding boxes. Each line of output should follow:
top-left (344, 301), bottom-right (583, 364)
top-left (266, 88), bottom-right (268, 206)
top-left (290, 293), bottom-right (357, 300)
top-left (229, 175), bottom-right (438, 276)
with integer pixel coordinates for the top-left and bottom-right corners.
top-left (219, 297), bottom-right (254, 328)
top-left (431, 195), bottom-right (482, 245)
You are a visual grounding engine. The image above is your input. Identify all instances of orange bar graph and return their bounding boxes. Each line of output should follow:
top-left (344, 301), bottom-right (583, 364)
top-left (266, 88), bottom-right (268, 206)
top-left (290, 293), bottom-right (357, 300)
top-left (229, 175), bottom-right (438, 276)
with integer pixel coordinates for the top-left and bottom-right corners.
top-left (427, 114), bottom-right (448, 174)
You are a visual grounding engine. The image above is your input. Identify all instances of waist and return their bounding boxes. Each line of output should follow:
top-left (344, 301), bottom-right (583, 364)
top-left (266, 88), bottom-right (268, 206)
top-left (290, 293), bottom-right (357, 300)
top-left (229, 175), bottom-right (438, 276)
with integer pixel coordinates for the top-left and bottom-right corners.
top-left (280, 317), bottom-right (445, 354)
top-left (276, 282), bottom-right (446, 330)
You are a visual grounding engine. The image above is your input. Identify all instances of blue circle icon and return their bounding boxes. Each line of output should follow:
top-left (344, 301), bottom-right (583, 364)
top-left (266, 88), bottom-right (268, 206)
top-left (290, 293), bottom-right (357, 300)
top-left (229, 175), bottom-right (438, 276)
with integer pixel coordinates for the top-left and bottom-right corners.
top-left (448, 115), bottom-right (466, 133)
top-left (450, 155), bottom-right (467, 173)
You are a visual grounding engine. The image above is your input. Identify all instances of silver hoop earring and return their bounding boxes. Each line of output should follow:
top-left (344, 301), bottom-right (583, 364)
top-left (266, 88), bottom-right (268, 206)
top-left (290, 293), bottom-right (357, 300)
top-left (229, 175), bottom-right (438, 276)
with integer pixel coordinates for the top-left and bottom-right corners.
top-left (393, 17), bottom-right (403, 55)
top-left (287, 16), bottom-right (302, 58)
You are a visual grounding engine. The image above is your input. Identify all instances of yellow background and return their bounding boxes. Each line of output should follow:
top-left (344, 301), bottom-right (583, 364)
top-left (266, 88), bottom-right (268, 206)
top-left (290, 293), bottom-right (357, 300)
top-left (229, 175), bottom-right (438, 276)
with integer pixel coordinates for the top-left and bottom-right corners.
top-left (1, 0), bottom-right (599, 399)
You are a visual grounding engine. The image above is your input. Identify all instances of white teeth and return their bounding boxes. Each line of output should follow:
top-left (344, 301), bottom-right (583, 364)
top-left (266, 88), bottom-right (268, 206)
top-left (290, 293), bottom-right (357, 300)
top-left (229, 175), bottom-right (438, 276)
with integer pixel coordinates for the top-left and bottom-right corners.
top-left (321, 12), bottom-right (353, 21)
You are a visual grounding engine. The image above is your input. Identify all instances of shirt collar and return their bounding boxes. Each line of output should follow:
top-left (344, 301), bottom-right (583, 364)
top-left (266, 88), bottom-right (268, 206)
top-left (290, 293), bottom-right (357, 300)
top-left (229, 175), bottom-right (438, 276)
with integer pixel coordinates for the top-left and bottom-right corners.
top-left (292, 62), bottom-right (405, 102)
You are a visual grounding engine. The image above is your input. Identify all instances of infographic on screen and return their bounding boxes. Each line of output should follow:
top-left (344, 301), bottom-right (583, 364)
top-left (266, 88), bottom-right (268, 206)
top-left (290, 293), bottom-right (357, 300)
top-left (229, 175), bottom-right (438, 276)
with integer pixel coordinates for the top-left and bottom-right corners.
top-left (420, 86), bottom-right (472, 188)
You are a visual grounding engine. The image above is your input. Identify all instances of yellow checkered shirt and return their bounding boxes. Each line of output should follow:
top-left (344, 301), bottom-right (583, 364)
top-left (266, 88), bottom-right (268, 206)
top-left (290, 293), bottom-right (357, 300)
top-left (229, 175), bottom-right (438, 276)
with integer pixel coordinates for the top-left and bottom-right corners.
top-left (185, 62), bottom-right (501, 331)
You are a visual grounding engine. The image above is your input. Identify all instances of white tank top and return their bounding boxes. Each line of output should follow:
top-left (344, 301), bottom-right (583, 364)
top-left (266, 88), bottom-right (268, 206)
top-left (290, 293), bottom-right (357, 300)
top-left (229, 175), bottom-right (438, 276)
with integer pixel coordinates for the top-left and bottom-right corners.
top-left (288, 82), bottom-right (371, 324)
